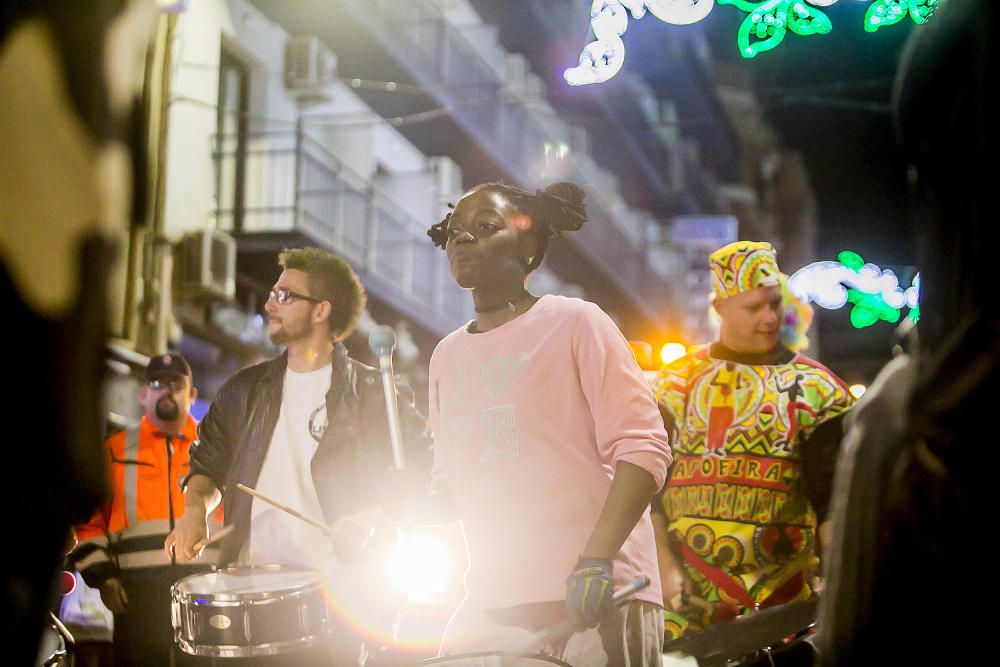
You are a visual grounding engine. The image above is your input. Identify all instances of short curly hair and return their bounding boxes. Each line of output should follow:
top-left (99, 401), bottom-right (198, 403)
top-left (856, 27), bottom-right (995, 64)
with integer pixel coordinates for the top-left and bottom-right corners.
top-left (278, 247), bottom-right (366, 341)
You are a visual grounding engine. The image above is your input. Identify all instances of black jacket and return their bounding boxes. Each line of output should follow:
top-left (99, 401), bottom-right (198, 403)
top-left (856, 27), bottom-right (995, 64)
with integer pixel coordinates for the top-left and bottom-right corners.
top-left (187, 343), bottom-right (431, 565)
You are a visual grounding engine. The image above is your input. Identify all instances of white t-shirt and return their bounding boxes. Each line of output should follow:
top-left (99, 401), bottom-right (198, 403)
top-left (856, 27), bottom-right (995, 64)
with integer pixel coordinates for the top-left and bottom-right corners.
top-left (247, 363), bottom-right (338, 571)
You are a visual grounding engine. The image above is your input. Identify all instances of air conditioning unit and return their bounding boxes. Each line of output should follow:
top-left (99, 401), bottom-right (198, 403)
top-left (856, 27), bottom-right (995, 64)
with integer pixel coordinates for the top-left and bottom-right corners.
top-left (177, 229), bottom-right (236, 302)
top-left (429, 156), bottom-right (464, 199)
top-left (284, 36), bottom-right (337, 106)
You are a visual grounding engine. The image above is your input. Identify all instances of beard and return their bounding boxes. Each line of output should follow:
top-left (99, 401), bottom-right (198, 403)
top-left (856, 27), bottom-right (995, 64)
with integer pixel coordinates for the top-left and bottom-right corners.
top-left (155, 396), bottom-right (180, 421)
top-left (268, 316), bottom-right (311, 345)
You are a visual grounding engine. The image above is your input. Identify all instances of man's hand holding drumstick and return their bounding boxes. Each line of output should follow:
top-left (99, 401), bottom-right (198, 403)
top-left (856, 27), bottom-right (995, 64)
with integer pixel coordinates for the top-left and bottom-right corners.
top-left (164, 473), bottom-right (223, 562)
top-left (164, 519), bottom-right (233, 562)
top-left (166, 476), bottom-right (387, 562)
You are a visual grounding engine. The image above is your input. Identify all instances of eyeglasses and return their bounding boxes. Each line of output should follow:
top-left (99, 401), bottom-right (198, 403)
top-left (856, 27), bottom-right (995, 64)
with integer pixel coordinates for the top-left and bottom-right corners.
top-left (147, 377), bottom-right (188, 392)
top-left (268, 288), bottom-right (323, 305)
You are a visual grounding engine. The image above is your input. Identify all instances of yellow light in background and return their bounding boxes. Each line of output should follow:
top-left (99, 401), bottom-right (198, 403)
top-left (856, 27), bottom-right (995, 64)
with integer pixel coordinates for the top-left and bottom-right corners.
top-left (660, 343), bottom-right (687, 366)
top-left (628, 341), bottom-right (654, 370)
top-left (849, 384), bottom-right (867, 399)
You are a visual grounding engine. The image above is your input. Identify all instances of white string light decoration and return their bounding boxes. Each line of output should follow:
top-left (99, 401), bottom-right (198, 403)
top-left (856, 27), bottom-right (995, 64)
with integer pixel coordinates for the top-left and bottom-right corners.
top-left (564, 0), bottom-right (943, 85)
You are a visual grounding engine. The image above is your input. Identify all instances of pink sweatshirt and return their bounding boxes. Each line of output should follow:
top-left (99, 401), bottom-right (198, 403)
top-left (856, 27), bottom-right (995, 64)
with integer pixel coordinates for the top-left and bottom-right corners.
top-left (429, 295), bottom-right (672, 609)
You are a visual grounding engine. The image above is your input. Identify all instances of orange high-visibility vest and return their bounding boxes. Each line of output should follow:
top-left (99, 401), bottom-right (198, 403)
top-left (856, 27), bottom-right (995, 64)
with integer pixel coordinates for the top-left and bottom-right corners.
top-left (74, 415), bottom-right (222, 580)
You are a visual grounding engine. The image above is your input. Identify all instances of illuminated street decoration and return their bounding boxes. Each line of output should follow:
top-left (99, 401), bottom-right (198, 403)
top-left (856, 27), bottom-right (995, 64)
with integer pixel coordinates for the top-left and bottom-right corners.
top-left (864, 0), bottom-right (941, 32)
top-left (564, 1), bottom-right (630, 87)
top-left (564, 0), bottom-right (943, 84)
top-left (905, 273), bottom-right (920, 322)
top-left (645, 0), bottom-right (718, 24)
top-left (788, 251), bottom-right (920, 329)
top-left (564, 1), bottom-right (717, 85)
top-left (721, 0), bottom-right (832, 59)
top-left (846, 286), bottom-right (900, 328)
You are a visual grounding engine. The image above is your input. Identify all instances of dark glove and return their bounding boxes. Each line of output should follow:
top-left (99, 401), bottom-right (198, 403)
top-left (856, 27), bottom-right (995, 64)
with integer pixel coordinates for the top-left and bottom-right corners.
top-left (566, 556), bottom-right (615, 628)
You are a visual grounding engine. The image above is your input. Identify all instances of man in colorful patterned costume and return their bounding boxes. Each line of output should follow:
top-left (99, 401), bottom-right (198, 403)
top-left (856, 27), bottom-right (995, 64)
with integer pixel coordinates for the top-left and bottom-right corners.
top-left (651, 241), bottom-right (854, 641)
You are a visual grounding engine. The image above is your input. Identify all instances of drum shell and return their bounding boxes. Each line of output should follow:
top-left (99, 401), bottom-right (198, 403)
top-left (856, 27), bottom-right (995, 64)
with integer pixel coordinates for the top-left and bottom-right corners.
top-left (422, 652), bottom-right (571, 666)
top-left (171, 566), bottom-right (331, 658)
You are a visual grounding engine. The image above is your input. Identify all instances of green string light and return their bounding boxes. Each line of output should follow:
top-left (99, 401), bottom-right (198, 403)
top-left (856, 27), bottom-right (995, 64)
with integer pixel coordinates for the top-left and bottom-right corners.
top-left (864, 0), bottom-right (941, 33)
top-left (837, 250), bottom-right (865, 271)
top-left (719, 0), bottom-right (944, 58)
top-left (847, 288), bottom-right (901, 329)
top-left (789, 250), bottom-right (921, 329)
top-left (721, 0), bottom-right (833, 58)
top-left (565, 1), bottom-right (946, 82)
top-left (841, 250), bottom-right (909, 329)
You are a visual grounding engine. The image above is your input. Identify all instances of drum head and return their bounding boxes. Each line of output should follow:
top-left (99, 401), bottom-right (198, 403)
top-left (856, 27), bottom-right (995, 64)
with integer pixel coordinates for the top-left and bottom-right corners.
top-left (173, 564), bottom-right (323, 601)
top-left (422, 653), bottom-right (571, 666)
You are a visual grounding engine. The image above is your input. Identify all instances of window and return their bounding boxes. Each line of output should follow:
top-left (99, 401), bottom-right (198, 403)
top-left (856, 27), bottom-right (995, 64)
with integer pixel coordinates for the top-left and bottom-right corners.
top-left (216, 47), bottom-right (250, 232)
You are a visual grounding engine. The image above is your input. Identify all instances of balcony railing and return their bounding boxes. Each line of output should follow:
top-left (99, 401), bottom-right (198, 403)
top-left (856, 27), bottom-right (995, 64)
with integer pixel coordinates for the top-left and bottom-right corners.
top-left (349, 0), bottom-right (675, 317)
top-left (214, 128), bottom-right (472, 334)
top-left (363, 0), bottom-right (718, 208)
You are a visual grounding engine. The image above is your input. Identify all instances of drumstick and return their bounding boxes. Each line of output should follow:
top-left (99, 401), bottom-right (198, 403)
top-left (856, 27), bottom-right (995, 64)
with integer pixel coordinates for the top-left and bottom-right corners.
top-left (503, 575), bottom-right (652, 654)
top-left (202, 523), bottom-right (235, 547)
top-left (236, 483), bottom-right (336, 537)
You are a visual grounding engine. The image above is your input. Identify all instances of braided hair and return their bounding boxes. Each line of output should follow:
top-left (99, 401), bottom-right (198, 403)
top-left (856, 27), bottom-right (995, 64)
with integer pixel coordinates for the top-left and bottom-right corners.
top-left (427, 181), bottom-right (587, 271)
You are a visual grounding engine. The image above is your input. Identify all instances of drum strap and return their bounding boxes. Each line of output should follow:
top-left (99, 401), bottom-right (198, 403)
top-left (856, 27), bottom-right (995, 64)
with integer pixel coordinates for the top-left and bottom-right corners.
top-left (124, 427), bottom-right (140, 528)
top-left (677, 541), bottom-right (814, 612)
top-left (677, 541), bottom-right (756, 609)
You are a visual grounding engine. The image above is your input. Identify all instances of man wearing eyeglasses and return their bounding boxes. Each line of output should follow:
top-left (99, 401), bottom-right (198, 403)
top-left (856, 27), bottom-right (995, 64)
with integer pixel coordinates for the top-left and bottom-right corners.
top-left (165, 247), bottom-right (431, 665)
top-left (72, 352), bottom-right (220, 666)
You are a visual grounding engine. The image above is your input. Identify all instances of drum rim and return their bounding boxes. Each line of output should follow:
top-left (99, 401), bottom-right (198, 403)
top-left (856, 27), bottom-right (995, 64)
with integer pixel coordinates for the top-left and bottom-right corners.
top-left (171, 564), bottom-right (325, 601)
top-left (175, 629), bottom-right (331, 658)
top-left (36, 624), bottom-right (67, 666)
top-left (421, 651), bottom-right (572, 666)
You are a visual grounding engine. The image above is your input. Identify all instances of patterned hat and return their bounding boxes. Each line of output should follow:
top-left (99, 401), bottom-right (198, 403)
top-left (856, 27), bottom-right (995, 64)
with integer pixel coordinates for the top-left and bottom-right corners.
top-left (778, 273), bottom-right (814, 352)
top-left (709, 241), bottom-right (781, 299)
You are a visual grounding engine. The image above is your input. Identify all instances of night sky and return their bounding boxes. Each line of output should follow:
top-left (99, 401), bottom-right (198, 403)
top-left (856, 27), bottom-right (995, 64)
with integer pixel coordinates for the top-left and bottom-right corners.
top-left (476, 1), bottom-right (926, 383)
top-left (591, 2), bottom-right (922, 383)
top-left (694, 2), bottom-right (919, 382)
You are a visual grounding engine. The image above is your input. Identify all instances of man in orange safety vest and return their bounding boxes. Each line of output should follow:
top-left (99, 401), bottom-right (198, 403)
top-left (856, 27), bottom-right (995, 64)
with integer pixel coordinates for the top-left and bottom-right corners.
top-left (73, 352), bottom-right (221, 666)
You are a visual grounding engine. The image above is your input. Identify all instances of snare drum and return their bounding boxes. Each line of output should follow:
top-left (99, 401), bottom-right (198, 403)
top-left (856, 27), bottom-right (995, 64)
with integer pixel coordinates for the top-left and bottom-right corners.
top-left (422, 653), bottom-right (571, 666)
top-left (171, 565), bottom-right (331, 658)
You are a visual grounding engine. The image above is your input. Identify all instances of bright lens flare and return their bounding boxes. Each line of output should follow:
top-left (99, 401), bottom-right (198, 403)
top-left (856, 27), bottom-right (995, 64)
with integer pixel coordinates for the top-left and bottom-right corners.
top-left (849, 384), bottom-right (867, 399)
top-left (388, 534), bottom-right (452, 604)
top-left (660, 342), bottom-right (687, 365)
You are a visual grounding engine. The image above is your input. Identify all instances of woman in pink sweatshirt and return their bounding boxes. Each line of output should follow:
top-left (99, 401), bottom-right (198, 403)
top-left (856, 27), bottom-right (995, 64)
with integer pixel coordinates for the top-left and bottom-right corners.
top-left (424, 181), bottom-right (672, 666)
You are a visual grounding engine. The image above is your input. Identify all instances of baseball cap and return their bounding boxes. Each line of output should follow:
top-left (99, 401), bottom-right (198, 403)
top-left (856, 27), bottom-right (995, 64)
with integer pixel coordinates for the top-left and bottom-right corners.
top-left (144, 352), bottom-right (192, 380)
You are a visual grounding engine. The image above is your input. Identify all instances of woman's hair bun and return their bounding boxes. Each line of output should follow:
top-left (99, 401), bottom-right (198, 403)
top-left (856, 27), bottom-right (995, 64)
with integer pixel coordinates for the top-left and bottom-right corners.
top-left (538, 182), bottom-right (587, 233)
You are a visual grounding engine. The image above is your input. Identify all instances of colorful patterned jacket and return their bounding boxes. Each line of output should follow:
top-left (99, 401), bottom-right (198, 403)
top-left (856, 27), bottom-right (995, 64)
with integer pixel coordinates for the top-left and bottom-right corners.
top-left (653, 343), bottom-right (853, 637)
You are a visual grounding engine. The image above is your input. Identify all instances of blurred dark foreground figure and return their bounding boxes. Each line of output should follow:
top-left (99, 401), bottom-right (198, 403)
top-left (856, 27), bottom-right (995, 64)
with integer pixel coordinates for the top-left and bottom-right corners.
top-left (818, 1), bottom-right (998, 664)
top-left (1, 1), bottom-right (155, 663)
